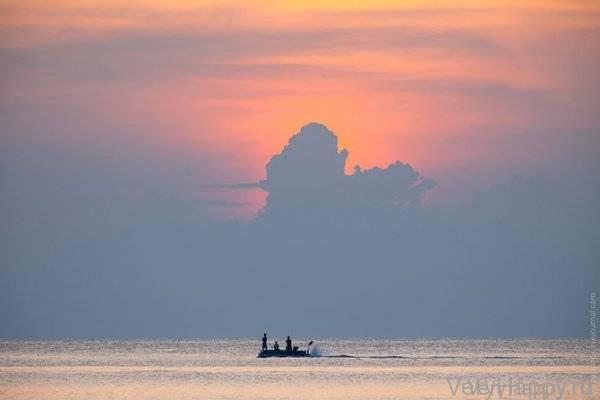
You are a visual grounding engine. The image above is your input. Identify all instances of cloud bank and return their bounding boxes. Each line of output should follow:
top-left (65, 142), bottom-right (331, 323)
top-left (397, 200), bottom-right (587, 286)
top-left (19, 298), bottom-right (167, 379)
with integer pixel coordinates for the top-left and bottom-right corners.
top-left (1, 122), bottom-right (597, 339)
top-left (258, 123), bottom-right (435, 223)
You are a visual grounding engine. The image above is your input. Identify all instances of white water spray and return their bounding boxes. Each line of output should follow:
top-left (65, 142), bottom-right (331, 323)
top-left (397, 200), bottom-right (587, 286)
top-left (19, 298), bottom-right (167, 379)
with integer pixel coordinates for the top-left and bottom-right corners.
top-left (309, 344), bottom-right (321, 357)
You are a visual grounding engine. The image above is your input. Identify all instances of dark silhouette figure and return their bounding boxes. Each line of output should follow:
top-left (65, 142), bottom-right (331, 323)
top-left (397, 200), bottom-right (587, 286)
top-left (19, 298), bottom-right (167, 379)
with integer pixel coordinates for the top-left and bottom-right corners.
top-left (273, 341), bottom-right (280, 351)
top-left (285, 336), bottom-right (292, 351)
top-left (262, 333), bottom-right (267, 351)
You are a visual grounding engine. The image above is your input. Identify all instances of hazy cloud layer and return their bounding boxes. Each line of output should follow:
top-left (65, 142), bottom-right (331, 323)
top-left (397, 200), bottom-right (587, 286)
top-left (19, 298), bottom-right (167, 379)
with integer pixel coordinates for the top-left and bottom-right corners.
top-left (1, 1), bottom-right (599, 338)
top-left (0, 25), bottom-right (500, 89)
top-left (1, 123), bottom-right (597, 338)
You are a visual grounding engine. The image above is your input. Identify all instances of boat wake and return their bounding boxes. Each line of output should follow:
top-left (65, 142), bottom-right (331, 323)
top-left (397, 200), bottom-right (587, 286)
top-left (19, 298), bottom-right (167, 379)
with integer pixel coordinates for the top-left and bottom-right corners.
top-left (320, 355), bottom-right (565, 360)
top-left (322, 355), bottom-right (408, 359)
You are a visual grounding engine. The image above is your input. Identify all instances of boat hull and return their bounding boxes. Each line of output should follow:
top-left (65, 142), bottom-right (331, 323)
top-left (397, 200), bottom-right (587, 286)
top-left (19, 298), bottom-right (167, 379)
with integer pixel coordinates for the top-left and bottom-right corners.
top-left (258, 349), bottom-right (310, 358)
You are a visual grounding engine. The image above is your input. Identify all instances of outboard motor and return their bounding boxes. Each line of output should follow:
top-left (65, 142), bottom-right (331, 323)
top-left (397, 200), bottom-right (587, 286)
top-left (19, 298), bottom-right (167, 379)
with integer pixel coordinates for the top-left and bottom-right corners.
top-left (307, 341), bottom-right (314, 354)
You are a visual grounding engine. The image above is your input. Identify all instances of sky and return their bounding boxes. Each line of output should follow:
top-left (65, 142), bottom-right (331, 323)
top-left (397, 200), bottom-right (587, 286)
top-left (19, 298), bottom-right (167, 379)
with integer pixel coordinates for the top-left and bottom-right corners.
top-left (2, 0), bottom-right (599, 218)
top-left (0, 1), bottom-right (599, 338)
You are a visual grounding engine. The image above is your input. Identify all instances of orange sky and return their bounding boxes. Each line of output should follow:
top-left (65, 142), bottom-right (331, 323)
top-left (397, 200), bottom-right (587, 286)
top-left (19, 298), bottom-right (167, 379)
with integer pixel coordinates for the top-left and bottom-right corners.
top-left (2, 0), bottom-right (599, 218)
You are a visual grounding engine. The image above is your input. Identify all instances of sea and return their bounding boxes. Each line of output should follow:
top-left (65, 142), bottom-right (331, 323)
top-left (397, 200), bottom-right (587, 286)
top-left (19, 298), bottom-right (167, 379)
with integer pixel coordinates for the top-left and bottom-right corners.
top-left (0, 339), bottom-right (597, 399)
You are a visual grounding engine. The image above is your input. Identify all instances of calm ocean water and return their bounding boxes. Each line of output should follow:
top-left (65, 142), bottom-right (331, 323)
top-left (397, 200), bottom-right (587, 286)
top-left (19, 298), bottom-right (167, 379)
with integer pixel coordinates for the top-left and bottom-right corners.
top-left (0, 339), bottom-right (597, 399)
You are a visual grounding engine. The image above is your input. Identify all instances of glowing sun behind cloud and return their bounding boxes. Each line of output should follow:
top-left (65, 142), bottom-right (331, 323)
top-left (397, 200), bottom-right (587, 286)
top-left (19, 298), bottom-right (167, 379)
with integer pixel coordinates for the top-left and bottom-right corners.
top-left (1, 0), bottom-right (599, 218)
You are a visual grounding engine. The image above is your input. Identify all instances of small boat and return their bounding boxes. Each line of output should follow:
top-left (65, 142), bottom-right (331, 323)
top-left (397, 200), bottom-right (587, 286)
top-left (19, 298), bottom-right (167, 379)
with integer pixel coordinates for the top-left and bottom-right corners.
top-left (258, 348), bottom-right (311, 358)
top-left (258, 341), bottom-right (314, 358)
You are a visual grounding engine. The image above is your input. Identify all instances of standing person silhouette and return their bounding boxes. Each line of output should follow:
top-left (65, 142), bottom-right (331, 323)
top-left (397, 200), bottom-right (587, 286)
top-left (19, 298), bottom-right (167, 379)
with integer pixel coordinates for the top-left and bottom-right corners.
top-left (262, 333), bottom-right (268, 351)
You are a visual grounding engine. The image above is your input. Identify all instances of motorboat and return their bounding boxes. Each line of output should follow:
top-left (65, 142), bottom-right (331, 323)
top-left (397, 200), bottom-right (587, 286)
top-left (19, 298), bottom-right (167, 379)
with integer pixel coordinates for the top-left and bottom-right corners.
top-left (257, 348), bottom-right (310, 358)
top-left (258, 341), bottom-right (313, 358)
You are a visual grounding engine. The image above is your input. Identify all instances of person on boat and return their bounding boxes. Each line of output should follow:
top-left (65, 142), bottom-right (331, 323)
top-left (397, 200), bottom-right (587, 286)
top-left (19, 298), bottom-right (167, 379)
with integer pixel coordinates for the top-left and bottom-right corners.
top-left (273, 341), bottom-right (280, 351)
top-left (262, 333), bottom-right (268, 351)
top-left (285, 336), bottom-right (292, 351)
